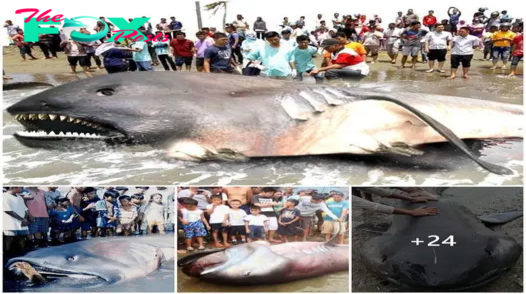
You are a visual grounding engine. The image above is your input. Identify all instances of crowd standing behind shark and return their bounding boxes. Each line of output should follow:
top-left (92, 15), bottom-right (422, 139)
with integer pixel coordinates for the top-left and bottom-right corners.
top-left (3, 7), bottom-right (523, 81)
top-left (2, 186), bottom-right (175, 259)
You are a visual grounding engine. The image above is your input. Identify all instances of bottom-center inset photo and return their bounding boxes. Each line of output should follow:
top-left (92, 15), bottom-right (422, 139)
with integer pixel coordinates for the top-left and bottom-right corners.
top-left (176, 186), bottom-right (350, 292)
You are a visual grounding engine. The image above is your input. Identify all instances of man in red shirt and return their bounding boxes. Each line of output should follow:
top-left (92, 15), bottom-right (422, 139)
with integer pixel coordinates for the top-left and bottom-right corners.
top-left (509, 31), bottom-right (523, 77)
top-left (12, 29), bottom-right (37, 61)
top-left (423, 10), bottom-right (437, 31)
top-left (170, 31), bottom-right (195, 71)
top-left (308, 38), bottom-right (370, 81)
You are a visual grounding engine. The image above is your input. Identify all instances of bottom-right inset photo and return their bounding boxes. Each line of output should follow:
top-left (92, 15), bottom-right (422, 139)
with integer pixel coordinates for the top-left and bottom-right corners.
top-left (352, 187), bottom-right (523, 292)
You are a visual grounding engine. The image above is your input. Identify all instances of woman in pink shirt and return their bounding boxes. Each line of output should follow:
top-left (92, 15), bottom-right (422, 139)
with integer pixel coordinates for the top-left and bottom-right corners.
top-left (24, 187), bottom-right (50, 247)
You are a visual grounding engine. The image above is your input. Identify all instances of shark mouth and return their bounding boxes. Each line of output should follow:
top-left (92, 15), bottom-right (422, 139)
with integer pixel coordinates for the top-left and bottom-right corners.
top-left (12, 113), bottom-right (125, 141)
top-left (8, 260), bottom-right (108, 282)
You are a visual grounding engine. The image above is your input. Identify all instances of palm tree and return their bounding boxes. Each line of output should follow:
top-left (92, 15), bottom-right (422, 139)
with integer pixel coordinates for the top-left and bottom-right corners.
top-left (204, 1), bottom-right (228, 30)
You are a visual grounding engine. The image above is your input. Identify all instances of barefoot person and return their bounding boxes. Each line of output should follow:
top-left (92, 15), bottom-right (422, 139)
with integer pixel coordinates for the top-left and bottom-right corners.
top-left (508, 27), bottom-right (523, 77)
top-left (448, 27), bottom-right (480, 79)
top-left (424, 23), bottom-right (452, 73)
top-left (12, 29), bottom-right (37, 61)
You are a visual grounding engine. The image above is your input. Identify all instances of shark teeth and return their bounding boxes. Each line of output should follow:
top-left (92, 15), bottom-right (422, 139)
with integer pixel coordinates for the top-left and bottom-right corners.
top-left (13, 113), bottom-right (105, 130)
top-left (15, 130), bottom-right (107, 139)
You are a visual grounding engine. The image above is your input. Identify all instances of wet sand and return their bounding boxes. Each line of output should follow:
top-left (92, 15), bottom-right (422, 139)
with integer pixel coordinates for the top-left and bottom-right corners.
top-left (351, 187), bottom-right (523, 292)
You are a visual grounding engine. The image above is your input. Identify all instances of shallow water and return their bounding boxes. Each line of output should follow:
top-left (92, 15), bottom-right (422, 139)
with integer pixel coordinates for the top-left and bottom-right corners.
top-left (3, 69), bottom-right (523, 185)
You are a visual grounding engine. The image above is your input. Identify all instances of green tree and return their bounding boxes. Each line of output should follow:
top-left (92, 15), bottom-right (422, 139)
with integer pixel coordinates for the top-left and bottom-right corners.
top-left (204, 1), bottom-right (228, 30)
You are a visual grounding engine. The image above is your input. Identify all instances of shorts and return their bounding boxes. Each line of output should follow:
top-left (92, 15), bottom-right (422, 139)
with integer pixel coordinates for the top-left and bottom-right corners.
top-left (248, 225), bottom-right (265, 239)
top-left (195, 57), bottom-right (205, 67)
top-left (3, 229), bottom-right (29, 236)
top-left (136, 61), bottom-right (154, 71)
top-left (230, 225), bottom-right (247, 236)
top-left (451, 54), bottom-right (473, 68)
top-left (299, 216), bottom-right (314, 230)
top-left (321, 221), bottom-right (347, 235)
top-left (175, 56), bottom-right (193, 66)
top-left (67, 56), bottom-right (89, 67)
top-left (511, 55), bottom-right (523, 66)
top-left (277, 223), bottom-right (303, 236)
top-left (80, 220), bottom-right (96, 231)
top-left (386, 43), bottom-right (399, 54)
top-left (183, 221), bottom-right (207, 239)
top-left (18, 45), bottom-right (31, 55)
top-left (116, 223), bottom-right (135, 233)
top-left (364, 45), bottom-right (379, 56)
top-left (427, 49), bottom-right (447, 62)
top-left (267, 216), bottom-right (278, 231)
top-left (210, 223), bottom-right (229, 233)
top-left (492, 47), bottom-right (511, 61)
top-left (402, 46), bottom-right (419, 56)
top-left (450, 23), bottom-right (458, 33)
top-left (28, 217), bottom-right (50, 234)
top-left (147, 219), bottom-right (165, 227)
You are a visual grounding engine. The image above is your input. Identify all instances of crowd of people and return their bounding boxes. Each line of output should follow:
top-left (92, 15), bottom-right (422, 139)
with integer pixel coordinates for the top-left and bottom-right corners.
top-left (177, 187), bottom-right (349, 252)
top-left (3, 7), bottom-right (523, 81)
top-left (3, 187), bottom-right (175, 257)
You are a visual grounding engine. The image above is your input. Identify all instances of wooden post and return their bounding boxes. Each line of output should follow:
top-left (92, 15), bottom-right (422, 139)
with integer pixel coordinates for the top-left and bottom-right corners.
top-left (196, 1), bottom-right (203, 30)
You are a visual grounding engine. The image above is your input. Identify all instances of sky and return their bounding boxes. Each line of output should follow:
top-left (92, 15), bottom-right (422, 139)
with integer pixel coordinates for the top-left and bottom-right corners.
top-left (2, 0), bottom-right (522, 43)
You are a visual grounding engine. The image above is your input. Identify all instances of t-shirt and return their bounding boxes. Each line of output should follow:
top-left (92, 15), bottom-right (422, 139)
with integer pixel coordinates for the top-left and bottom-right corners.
top-left (3, 193), bottom-right (28, 231)
top-left (241, 39), bottom-right (264, 67)
top-left (11, 34), bottom-right (25, 47)
top-left (363, 31), bottom-right (383, 46)
top-left (280, 208), bottom-right (301, 223)
top-left (452, 35), bottom-right (480, 55)
top-left (404, 13), bottom-right (419, 26)
top-left (402, 29), bottom-right (427, 47)
top-left (25, 189), bottom-right (49, 218)
top-left (491, 31), bottom-right (517, 47)
top-left (145, 202), bottom-right (165, 221)
top-left (228, 209), bottom-right (247, 226)
top-left (293, 46), bottom-right (317, 73)
top-left (195, 38), bottom-right (214, 58)
top-left (345, 42), bottom-right (367, 56)
top-left (485, 18), bottom-right (501, 31)
top-left (180, 208), bottom-right (203, 223)
top-left (423, 15), bottom-right (437, 26)
top-left (152, 40), bottom-right (170, 55)
top-left (281, 38), bottom-right (297, 48)
top-left (247, 44), bottom-right (295, 77)
top-left (425, 31), bottom-right (453, 49)
top-left (170, 39), bottom-right (194, 57)
top-left (252, 195), bottom-right (277, 217)
top-left (6, 24), bottom-right (20, 36)
top-left (206, 204), bottom-right (231, 224)
top-left (228, 32), bottom-right (241, 49)
top-left (49, 206), bottom-right (75, 223)
top-left (117, 207), bottom-right (138, 224)
top-left (332, 47), bottom-right (370, 76)
top-left (512, 35), bottom-right (523, 56)
top-left (296, 197), bottom-right (338, 219)
top-left (244, 214), bottom-right (268, 226)
top-left (157, 22), bottom-right (170, 30)
top-left (468, 24), bottom-right (485, 36)
top-left (233, 20), bottom-right (249, 35)
top-left (324, 200), bottom-right (349, 221)
top-left (132, 42), bottom-right (152, 62)
top-left (204, 45), bottom-right (234, 71)
top-left (384, 28), bottom-right (403, 44)
top-left (44, 190), bottom-right (61, 207)
top-left (449, 13), bottom-right (461, 25)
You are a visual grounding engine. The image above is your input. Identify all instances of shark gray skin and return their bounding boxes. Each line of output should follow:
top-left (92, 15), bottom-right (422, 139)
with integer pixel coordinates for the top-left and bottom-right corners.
top-left (6, 235), bottom-right (174, 285)
top-left (6, 72), bottom-right (522, 175)
top-left (178, 227), bottom-right (348, 285)
top-left (361, 200), bottom-right (522, 291)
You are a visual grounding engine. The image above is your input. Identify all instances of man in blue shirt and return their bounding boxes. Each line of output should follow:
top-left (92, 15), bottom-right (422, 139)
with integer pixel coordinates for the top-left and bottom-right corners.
top-left (247, 31), bottom-right (296, 79)
top-left (293, 35), bottom-right (323, 83)
top-left (131, 40), bottom-right (153, 71)
top-left (169, 16), bottom-right (183, 38)
top-left (322, 191), bottom-right (349, 244)
top-left (204, 32), bottom-right (237, 74)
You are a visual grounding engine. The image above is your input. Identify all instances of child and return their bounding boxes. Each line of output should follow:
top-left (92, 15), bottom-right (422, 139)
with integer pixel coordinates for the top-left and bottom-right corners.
top-left (179, 198), bottom-right (210, 251)
top-left (131, 194), bottom-right (147, 234)
top-left (144, 193), bottom-right (167, 234)
top-left (206, 195), bottom-right (231, 247)
top-left (95, 192), bottom-right (118, 237)
top-left (509, 32), bottom-right (523, 77)
top-left (80, 187), bottom-right (99, 239)
top-left (49, 198), bottom-right (77, 244)
top-left (116, 195), bottom-right (138, 236)
top-left (294, 35), bottom-right (324, 83)
top-left (321, 192), bottom-right (349, 244)
top-left (277, 199), bottom-right (302, 242)
top-left (228, 199), bottom-right (247, 244)
top-left (244, 206), bottom-right (269, 242)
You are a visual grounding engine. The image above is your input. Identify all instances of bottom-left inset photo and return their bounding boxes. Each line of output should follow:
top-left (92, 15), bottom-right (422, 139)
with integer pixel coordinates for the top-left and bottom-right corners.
top-left (2, 186), bottom-right (175, 292)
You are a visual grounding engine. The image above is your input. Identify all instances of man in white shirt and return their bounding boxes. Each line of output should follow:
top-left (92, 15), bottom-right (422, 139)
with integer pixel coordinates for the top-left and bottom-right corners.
top-left (447, 27), bottom-right (480, 79)
top-left (4, 187), bottom-right (30, 256)
top-left (424, 23), bottom-right (452, 73)
top-left (384, 23), bottom-right (403, 64)
top-left (332, 13), bottom-right (343, 31)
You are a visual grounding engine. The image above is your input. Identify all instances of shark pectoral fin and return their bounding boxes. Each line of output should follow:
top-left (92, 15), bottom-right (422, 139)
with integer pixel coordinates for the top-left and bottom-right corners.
top-left (351, 94), bottom-right (514, 175)
top-left (478, 211), bottom-right (524, 225)
top-left (215, 149), bottom-right (250, 162)
top-left (377, 142), bottom-right (424, 157)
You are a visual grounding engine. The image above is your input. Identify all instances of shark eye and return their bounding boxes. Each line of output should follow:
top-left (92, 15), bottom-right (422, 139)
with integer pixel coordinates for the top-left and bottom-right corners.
top-left (67, 256), bottom-right (76, 261)
top-left (97, 88), bottom-right (116, 96)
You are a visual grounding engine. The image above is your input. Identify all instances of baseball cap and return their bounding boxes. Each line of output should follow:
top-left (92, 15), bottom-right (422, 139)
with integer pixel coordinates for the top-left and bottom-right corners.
top-left (320, 38), bottom-right (340, 47)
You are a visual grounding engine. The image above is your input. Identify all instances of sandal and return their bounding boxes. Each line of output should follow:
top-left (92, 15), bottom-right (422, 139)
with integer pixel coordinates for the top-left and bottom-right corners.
top-left (187, 247), bottom-right (195, 251)
top-left (198, 246), bottom-right (205, 250)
